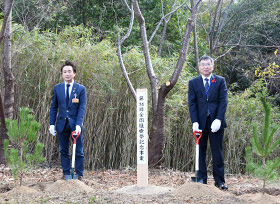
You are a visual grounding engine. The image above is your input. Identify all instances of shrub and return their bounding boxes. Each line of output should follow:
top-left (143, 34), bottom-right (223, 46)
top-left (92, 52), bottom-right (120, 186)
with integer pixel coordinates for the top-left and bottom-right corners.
top-left (4, 107), bottom-right (45, 186)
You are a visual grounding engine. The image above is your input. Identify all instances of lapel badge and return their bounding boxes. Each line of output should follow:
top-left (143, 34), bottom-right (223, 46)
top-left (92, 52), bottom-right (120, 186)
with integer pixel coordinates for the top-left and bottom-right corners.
top-left (72, 93), bottom-right (79, 103)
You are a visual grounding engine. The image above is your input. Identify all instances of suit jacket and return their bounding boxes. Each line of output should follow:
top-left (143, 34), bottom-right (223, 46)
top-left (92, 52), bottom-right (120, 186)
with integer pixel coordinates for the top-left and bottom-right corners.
top-left (188, 74), bottom-right (227, 131)
top-left (50, 82), bottom-right (87, 133)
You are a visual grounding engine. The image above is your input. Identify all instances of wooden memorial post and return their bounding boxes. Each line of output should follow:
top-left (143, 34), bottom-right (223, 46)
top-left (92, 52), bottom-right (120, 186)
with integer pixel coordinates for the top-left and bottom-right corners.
top-left (136, 88), bottom-right (148, 187)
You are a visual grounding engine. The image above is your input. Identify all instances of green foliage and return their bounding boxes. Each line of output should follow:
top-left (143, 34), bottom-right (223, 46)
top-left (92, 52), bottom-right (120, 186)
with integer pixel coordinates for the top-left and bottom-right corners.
top-left (4, 107), bottom-right (45, 186)
top-left (194, 0), bottom-right (280, 92)
top-left (245, 93), bottom-right (280, 192)
top-left (8, 0), bottom-right (279, 95)
top-left (6, 107), bottom-right (41, 143)
top-left (254, 49), bottom-right (280, 98)
top-left (89, 196), bottom-right (97, 204)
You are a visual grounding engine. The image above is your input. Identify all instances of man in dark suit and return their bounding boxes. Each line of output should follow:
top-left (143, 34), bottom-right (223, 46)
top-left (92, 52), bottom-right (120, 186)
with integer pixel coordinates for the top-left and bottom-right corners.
top-left (49, 60), bottom-right (87, 181)
top-left (188, 55), bottom-right (228, 190)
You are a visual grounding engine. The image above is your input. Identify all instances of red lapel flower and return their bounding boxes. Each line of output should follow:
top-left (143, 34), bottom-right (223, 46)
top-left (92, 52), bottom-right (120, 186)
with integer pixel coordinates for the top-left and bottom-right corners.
top-left (211, 79), bottom-right (216, 83)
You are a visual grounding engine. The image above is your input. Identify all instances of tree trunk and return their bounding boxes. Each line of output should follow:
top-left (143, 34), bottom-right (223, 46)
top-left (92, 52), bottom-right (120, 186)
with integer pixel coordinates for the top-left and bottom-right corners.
top-left (149, 3), bottom-right (201, 167)
top-left (0, 93), bottom-right (8, 164)
top-left (120, 0), bottom-right (201, 167)
top-left (3, 0), bottom-right (14, 119)
top-left (82, 0), bottom-right (87, 25)
top-left (0, 0), bottom-right (14, 164)
top-left (148, 89), bottom-right (166, 167)
top-left (192, 0), bottom-right (199, 74)
top-left (133, 0), bottom-right (158, 117)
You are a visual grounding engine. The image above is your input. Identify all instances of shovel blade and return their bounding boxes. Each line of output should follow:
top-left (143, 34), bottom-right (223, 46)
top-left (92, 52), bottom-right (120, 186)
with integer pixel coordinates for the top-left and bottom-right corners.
top-left (191, 170), bottom-right (204, 183)
top-left (65, 175), bottom-right (72, 180)
top-left (191, 176), bottom-right (204, 183)
top-left (65, 174), bottom-right (78, 180)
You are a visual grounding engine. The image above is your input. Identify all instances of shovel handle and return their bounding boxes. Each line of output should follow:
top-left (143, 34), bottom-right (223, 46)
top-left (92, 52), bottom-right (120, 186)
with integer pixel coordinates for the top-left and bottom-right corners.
top-left (71, 131), bottom-right (80, 144)
top-left (193, 131), bottom-right (202, 145)
top-left (71, 131), bottom-right (80, 169)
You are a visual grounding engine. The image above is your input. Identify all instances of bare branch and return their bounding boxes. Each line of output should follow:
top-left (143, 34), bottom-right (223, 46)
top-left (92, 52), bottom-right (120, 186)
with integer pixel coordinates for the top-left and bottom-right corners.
top-left (122, 0), bottom-right (132, 12)
top-left (272, 94), bottom-right (280, 103)
top-left (117, 3), bottom-right (136, 100)
top-left (158, 0), bottom-right (177, 56)
top-left (217, 44), bottom-right (280, 48)
top-left (214, 46), bottom-right (236, 61)
top-left (34, 0), bottom-right (57, 29)
top-left (118, 3), bottom-right (134, 45)
top-left (13, 0), bottom-right (58, 30)
top-left (149, 0), bottom-right (189, 44)
top-left (198, 10), bottom-right (210, 46)
top-left (169, 0), bottom-right (202, 87)
top-left (133, 0), bottom-right (158, 114)
top-left (191, 0), bottom-right (199, 73)
top-left (224, 0), bottom-right (249, 29)
top-left (209, 0), bottom-right (222, 54)
top-left (215, 0), bottom-right (249, 46)
top-left (213, 0), bottom-right (234, 49)
top-left (160, 0), bottom-right (164, 17)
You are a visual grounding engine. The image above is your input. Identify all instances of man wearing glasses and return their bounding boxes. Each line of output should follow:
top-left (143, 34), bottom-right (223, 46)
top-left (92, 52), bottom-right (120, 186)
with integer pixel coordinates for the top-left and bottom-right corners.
top-left (188, 55), bottom-right (228, 190)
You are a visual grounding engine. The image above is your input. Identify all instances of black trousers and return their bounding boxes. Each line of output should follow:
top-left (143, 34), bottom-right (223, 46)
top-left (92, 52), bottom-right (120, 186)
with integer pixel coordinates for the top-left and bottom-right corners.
top-left (58, 119), bottom-right (84, 176)
top-left (198, 116), bottom-right (225, 184)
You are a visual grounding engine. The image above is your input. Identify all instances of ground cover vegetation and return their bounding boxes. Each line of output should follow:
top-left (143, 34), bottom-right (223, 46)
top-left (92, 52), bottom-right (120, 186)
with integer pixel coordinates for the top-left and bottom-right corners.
top-left (0, 0), bottom-right (279, 178)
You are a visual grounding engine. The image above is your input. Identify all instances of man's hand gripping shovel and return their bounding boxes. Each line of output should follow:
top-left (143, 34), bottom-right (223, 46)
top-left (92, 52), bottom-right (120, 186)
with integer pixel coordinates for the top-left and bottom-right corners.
top-left (65, 131), bottom-right (80, 180)
top-left (191, 130), bottom-right (204, 183)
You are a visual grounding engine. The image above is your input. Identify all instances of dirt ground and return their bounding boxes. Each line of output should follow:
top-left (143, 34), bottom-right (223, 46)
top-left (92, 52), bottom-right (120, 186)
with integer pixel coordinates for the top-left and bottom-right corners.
top-left (0, 164), bottom-right (280, 204)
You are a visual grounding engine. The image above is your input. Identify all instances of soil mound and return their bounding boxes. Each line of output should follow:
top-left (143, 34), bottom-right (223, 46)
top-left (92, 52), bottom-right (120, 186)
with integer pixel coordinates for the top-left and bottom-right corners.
top-left (115, 184), bottom-right (174, 195)
top-left (238, 192), bottom-right (280, 204)
top-left (45, 179), bottom-right (94, 194)
top-left (5, 185), bottom-right (41, 196)
top-left (174, 182), bottom-right (230, 198)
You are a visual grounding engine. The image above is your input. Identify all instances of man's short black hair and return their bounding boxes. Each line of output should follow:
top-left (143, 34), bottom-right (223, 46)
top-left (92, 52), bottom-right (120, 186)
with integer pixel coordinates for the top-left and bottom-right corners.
top-left (199, 55), bottom-right (214, 65)
top-left (61, 60), bottom-right (76, 73)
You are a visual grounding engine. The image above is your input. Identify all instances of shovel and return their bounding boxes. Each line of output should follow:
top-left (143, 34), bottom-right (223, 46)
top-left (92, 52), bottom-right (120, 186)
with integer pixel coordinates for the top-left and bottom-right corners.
top-left (191, 130), bottom-right (204, 183)
top-left (65, 131), bottom-right (80, 180)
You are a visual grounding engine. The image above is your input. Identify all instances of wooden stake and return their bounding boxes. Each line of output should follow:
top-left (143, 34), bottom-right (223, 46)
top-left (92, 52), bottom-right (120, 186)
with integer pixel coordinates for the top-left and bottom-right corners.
top-left (136, 89), bottom-right (148, 187)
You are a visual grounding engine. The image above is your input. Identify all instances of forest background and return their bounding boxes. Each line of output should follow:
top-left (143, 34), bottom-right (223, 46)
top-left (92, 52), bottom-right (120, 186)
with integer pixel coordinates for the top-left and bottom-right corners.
top-left (0, 0), bottom-right (279, 176)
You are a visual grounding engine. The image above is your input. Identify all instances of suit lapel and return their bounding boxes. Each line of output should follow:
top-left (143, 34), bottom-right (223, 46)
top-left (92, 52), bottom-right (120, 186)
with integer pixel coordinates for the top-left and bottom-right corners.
top-left (69, 83), bottom-right (78, 106)
top-left (207, 75), bottom-right (217, 99)
top-left (59, 83), bottom-right (67, 107)
top-left (197, 76), bottom-right (207, 99)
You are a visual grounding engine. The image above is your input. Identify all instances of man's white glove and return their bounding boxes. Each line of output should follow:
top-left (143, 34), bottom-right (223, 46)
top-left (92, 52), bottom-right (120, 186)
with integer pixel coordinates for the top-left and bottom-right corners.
top-left (211, 119), bottom-right (221, 133)
top-left (192, 122), bottom-right (201, 132)
top-left (75, 125), bottom-right (81, 134)
top-left (49, 125), bottom-right (56, 136)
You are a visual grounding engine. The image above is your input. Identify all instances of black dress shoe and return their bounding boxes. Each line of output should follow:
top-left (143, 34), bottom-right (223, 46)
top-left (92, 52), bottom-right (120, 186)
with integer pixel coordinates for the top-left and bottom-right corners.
top-left (78, 176), bottom-right (84, 182)
top-left (215, 182), bottom-right (228, 190)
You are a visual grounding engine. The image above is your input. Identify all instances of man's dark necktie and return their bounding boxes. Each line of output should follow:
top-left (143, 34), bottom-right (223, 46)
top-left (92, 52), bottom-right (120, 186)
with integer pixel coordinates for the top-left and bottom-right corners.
top-left (66, 84), bottom-right (70, 107)
top-left (205, 78), bottom-right (209, 94)
top-left (205, 78), bottom-right (210, 116)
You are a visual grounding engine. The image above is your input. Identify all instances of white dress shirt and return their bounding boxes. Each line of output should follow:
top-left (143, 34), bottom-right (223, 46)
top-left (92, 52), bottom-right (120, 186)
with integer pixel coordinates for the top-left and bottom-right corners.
top-left (201, 74), bottom-right (212, 87)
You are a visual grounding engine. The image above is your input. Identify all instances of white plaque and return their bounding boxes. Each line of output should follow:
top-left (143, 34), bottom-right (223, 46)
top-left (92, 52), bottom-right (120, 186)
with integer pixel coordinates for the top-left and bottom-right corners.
top-left (136, 89), bottom-right (148, 187)
top-left (137, 89), bottom-right (148, 164)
